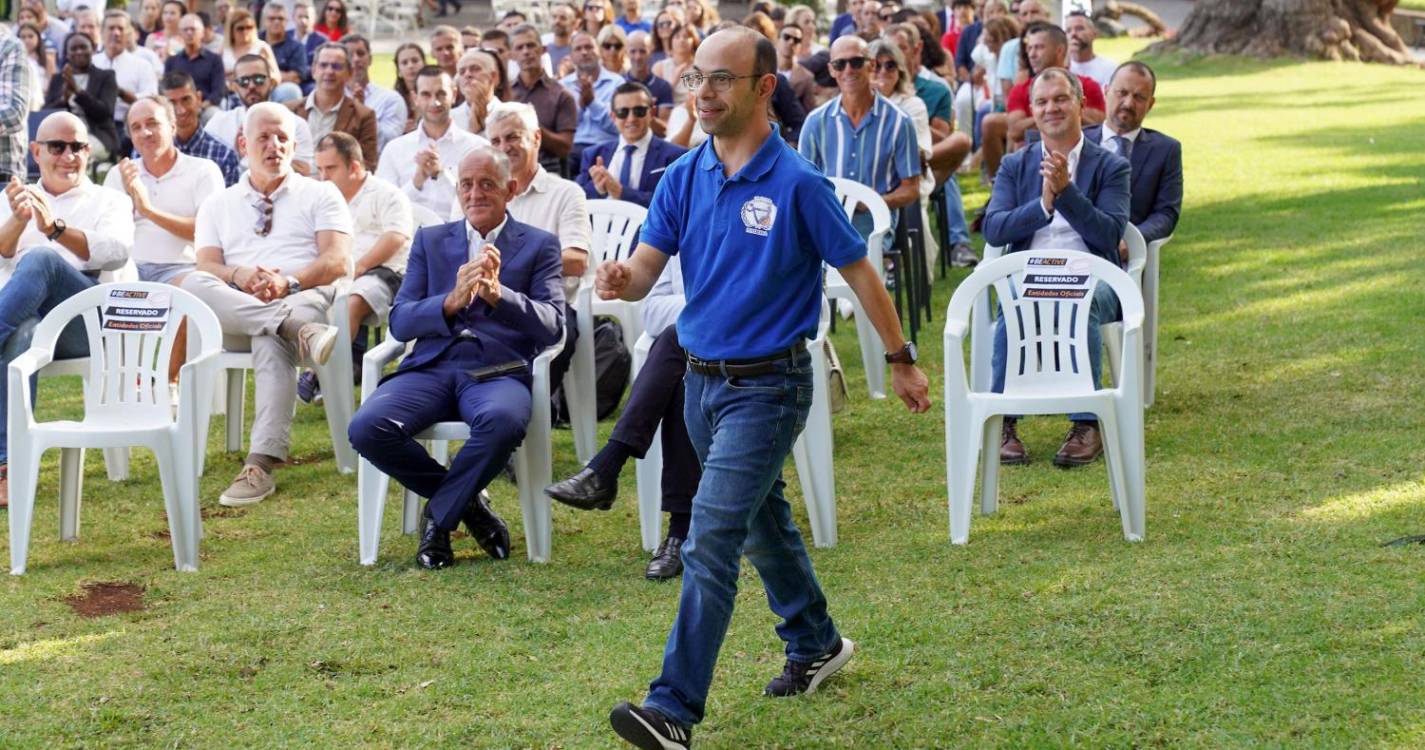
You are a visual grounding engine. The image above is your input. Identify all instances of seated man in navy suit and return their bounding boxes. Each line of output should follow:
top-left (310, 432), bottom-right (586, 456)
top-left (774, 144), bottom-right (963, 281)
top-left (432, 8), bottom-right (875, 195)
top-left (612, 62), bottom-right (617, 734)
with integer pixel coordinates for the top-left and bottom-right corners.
top-left (1084, 61), bottom-right (1182, 251)
top-left (575, 82), bottom-right (687, 208)
top-left (348, 145), bottom-right (566, 570)
top-left (983, 67), bottom-right (1129, 469)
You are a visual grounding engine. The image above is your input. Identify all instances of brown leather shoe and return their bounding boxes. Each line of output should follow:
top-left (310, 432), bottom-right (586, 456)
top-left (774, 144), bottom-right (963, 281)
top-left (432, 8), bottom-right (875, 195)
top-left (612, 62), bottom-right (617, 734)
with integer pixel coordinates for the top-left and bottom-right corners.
top-left (999, 419), bottom-right (1029, 465)
top-left (1054, 421), bottom-right (1103, 467)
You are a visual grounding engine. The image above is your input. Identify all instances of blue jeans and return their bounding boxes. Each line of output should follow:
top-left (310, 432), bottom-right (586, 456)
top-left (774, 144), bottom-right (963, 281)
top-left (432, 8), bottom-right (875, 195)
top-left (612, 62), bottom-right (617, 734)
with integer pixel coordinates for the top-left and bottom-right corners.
top-left (644, 350), bottom-right (840, 728)
top-left (0, 248), bottom-right (95, 463)
top-left (940, 176), bottom-right (971, 247)
top-left (991, 281), bottom-right (1121, 423)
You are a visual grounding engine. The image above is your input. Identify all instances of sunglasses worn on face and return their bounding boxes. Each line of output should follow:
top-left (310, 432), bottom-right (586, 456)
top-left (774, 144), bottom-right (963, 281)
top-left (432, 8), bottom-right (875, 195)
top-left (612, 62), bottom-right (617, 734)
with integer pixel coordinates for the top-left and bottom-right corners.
top-left (830, 56), bottom-right (868, 71)
top-left (613, 105), bottom-right (649, 118)
top-left (873, 59), bottom-right (898, 72)
top-left (40, 139), bottom-right (89, 155)
top-left (656, 20), bottom-right (675, 28)
top-left (602, 41), bottom-right (623, 50)
top-left (237, 74), bottom-right (269, 87)
top-left (780, 32), bottom-right (801, 42)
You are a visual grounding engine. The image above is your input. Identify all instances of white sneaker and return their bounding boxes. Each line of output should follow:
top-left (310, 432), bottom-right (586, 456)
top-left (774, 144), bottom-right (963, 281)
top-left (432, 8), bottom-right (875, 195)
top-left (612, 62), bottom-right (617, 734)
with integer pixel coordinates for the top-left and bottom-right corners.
top-left (219, 464), bottom-right (275, 507)
top-left (297, 323), bottom-right (339, 367)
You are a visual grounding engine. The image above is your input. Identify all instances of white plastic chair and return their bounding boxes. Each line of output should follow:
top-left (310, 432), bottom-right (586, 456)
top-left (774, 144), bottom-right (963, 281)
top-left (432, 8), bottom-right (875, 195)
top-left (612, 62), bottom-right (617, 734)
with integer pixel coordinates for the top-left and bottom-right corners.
top-left (206, 283), bottom-right (359, 476)
top-left (1103, 228), bottom-right (1171, 408)
top-left (630, 297), bottom-right (838, 551)
top-left (827, 177), bottom-right (892, 400)
top-left (356, 336), bottom-right (565, 565)
top-left (943, 251), bottom-right (1146, 545)
top-left (7, 282), bottom-right (222, 574)
top-left (586, 200), bottom-right (648, 353)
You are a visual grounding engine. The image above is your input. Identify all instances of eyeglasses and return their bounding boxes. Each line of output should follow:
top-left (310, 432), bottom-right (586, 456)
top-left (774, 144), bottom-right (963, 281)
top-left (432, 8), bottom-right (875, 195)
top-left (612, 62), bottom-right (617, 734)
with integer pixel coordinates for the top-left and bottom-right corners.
top-left (613, 105), bottom-right (649, 118)
top-left (656, 20), bottom-right (675, 28)
top-left (679, 72), bottom-right (759, 92)
top-left (252, 194), bottom-right (273, 237)
top-left (602, 41), bottom-right (623, 50)
top-left (780, 32), bottom-right (802, 42)
top-left (315, 60), bottom-right (347, 70)
top-left (829, 56), bottom-right (868, 71)
top-left (236, 73), bottom-right (270, 87)
top-left (872, 59), bottom-right (898, 72)
top-left (39, 139), bottom-right (89, 155)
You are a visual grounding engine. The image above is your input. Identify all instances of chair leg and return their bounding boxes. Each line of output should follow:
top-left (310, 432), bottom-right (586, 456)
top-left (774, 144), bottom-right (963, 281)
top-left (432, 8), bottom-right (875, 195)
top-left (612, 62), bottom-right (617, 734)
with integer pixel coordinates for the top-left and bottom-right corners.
top-left (513, 444), bottom-right (552, 563)
top-left (103, 447), bottom-right (130, 481)
top-left (357, 455), bottom-right (392, 566)
top-left (225, 368), bottom-right (245, 453)
top-left (1118, 398), bottom-right (1147, 542)
top-left (314, 344), bottom-right (357, 475)
top-left (7, 441), bottom-right (44, 575)
top-left (979, 416), bottom-right (1001, 517)
top-left (153, 437), bottom-right (199, 572)
top-left (946, 411), bottom-right (981, 545)
top-left (851, 298), bottom-right (887, 400)
top-left (1097, 403), bottom-right (1135, 541)
top-left (1101, 323), bottom-right (1124, 389)
top-left (567, 312), bottom-right (598, 464)
top-left (634, 425), bottom-right (664, 553)
top-left (58, 447), bottom-right (84, 541)
top-left (796, 355), bottom-right (837, 547)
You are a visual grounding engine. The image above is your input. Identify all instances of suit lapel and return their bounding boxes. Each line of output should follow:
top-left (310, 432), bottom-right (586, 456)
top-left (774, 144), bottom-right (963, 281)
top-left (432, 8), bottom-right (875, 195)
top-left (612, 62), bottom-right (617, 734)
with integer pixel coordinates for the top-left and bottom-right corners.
top-left (1075, 140), bottom-right (1100, 194)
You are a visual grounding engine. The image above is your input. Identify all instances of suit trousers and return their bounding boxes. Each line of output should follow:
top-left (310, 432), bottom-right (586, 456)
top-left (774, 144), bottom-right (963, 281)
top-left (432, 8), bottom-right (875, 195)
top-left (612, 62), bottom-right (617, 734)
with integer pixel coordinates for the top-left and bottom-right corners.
top-left (608, 326), bottom-right (698, 515)
top-left (348, 364), bottom-right (532, 530)
top-left (181, 272), bottom-right (335, 460)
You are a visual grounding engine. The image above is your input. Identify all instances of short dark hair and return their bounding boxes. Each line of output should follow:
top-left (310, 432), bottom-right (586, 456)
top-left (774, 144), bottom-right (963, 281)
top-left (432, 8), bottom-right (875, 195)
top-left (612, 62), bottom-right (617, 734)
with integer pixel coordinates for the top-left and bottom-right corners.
top-left (1032, 66), bottom-right (1083, 104)
top-left (313, 41), bottom-right (352, 65)
top-left (481, 28), bottom-right (509, 45)
top-left (952, 0), bottom-right (973, 7)
top-left (612, 80), bottom-right (653, 101)
top-left (160, 69), bottom-right (197, 92)
top-left (1066, 9), bottom-right (1090, 20)
top-left (194, 10), bottom-right (211, 28)
top-left (501, 9), bottom-right (525, 20)
top-left (342, 32), bottom-right (371, 55)
top-left (1112, 60), bottom-right (1158, 96)
top-left (1026, 21), bottom-right (1067, 52)
top-left (415, 64), bottom-right (448, 82)
top-left (509, 23), bottom-right (540, 41)
top-left (235, 53), bottom-right (268, 69)
top-left (753, 33), bottom-right (776, 77)
top-left (317, 131), bottom-right (364, 166)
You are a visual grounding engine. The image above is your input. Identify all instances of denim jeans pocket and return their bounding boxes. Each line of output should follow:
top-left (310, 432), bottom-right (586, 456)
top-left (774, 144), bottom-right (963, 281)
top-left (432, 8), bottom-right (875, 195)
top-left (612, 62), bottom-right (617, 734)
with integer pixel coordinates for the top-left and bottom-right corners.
top-left (724, 373), bottom-right (787, 394)
top-left (792, 384), bottom-right (814, 433)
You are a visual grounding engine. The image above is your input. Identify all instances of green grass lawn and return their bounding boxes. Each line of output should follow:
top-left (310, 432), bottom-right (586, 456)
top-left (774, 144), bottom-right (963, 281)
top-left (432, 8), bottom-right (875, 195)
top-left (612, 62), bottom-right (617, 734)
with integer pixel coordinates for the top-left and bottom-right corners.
top-left (4, 38), bottom-right (1425, 748)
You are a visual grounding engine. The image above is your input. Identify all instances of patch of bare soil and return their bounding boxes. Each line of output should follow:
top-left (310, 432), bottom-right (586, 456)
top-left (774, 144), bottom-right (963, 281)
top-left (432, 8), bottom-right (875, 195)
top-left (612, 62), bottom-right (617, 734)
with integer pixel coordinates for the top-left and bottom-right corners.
top-left (64, 582), bottom-right (146, 618)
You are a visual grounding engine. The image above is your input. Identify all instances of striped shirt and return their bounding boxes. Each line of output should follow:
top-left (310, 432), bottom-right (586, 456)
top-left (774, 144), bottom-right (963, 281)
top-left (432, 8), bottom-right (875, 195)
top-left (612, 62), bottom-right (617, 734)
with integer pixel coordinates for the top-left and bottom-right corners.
top-left (0, 27), bottom-right (33, 179)
top-left (798, 93), bottom-right (921, 196)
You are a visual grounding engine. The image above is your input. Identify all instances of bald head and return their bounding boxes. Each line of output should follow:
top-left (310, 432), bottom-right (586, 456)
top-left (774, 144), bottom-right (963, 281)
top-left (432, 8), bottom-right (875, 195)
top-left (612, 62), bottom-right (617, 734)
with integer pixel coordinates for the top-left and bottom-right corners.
top-left (33, 112), bottom-right (91, 191)
top-left (36, 111), bottom-right (89, 142)
top-left (830, 34), bottom-right (868, 58)
top-left (243, 102), bottom-right (295, 178)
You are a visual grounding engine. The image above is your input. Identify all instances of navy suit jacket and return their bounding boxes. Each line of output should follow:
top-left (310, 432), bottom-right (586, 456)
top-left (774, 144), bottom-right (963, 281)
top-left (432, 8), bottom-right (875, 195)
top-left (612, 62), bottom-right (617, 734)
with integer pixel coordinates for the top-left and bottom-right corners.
top-left (576, 136), bottom-right (687, 207)
top-left (983, 137), bottom-right (1131, 264)
top-left (1084, 125), bottom-right (1183, 243)
top-left (388, 215), bottom-right (566, 375)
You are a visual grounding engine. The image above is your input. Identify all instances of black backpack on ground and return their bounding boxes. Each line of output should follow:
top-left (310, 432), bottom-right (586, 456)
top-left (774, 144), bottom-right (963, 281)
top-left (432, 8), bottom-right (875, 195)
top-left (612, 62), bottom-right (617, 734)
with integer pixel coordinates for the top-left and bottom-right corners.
top-left (552, 316), bottom-right (632, 425)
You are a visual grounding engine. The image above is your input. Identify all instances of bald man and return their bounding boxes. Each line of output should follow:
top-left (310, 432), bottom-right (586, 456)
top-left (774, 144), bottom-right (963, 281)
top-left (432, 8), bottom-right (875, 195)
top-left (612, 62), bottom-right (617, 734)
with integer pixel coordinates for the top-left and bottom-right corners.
top-left (348, 146), bottom-right (566, 570)
top-left (0, 112), bottom-right (135, 507)
top-left (183, 102), bottom-right (353, 508)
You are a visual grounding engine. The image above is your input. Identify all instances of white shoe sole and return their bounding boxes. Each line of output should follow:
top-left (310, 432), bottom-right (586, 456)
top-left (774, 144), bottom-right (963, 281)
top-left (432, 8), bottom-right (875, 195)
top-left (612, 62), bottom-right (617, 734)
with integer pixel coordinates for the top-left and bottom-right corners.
top-left (219, 486), bottom-right (274, 507)
top-left (804, 637), bottom-right (856, 695)
top-left (610, 705), bottom-right (689, 750)
top-left (305, 326), bottom-right (338, 367)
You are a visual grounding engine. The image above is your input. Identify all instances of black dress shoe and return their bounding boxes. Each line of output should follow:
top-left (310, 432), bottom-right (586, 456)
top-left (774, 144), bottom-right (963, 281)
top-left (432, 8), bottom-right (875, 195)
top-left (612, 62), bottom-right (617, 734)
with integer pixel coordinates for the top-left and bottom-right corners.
top-left (544, 467), bottom-right (617, 510)
top-left (416, 517), bottom-right (455, 569)
top-left (645, 536), bottom-right (684, 581)
top-left (462, 490), bottom-right (511, 560)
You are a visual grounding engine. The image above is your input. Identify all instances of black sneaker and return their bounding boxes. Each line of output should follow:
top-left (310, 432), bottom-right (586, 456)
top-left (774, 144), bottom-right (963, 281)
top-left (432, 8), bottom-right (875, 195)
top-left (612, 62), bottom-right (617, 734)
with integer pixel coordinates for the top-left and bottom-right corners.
top-left (609, 702), bottom-right (692, 750)
top-left (763, 637), bottom-right (856, 697)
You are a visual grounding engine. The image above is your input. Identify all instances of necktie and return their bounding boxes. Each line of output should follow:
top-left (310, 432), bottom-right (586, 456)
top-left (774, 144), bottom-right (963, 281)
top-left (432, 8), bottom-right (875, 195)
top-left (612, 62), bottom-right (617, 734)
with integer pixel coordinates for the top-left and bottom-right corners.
top-left (1113, 135), bottom-right (1133, 161)
top-left (619, 144), bottom-right (637, 191)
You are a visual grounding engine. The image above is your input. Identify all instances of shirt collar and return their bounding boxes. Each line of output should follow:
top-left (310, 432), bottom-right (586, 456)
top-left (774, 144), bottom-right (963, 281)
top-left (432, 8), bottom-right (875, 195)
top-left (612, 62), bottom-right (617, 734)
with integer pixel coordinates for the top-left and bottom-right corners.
top-left (521, 166), bottom-right (554, 196)
top-left (618, 129), bottom-right (654, 151)
top-left (1102, 124), bottom-right (1141, 144)
top-left (418, 120), bottom-right (455, 145)
top-left (37, 177), bottom-right (92, 199)
top-left (1065, 133), bottom-right (1085, 176)
top-left (697, 127), bottom-right (784, 183)
top-left (466, 214), bottom-right (509, 247)
top-left (305, 92), bottom-right (343, 115)
top-left (243, 171), bottom-right (293, 199)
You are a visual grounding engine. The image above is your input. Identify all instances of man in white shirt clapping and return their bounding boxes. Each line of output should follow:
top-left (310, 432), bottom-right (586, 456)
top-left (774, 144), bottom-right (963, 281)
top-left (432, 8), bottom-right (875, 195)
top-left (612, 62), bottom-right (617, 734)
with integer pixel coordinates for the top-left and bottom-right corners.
top-left (376, 66), bottom-right (486, 218)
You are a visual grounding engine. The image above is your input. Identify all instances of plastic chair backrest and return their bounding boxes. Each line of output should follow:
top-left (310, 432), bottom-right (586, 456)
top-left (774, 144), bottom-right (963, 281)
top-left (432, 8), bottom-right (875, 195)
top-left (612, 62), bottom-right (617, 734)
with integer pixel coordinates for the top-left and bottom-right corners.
top-left (948, 250), bottom-right (1143, 396)
top-left (828, 177), bottom-right (891, 272)
top-left (587, 199), bottom-right (647, 264)
top-left (1122, 223), bottom-right (1147, 285)
top-left (30, 282), bottom-right (222, 419)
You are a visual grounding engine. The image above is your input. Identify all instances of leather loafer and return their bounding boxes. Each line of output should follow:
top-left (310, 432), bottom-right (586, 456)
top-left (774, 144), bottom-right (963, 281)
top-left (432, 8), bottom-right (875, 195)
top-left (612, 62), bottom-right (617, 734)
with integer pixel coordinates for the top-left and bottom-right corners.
top-left (644, 536), bottom-right (685, 581)
top-left (462, 490), bottom-right (511, 560)
top-left (1054, 421), bottom-right (1103, 467)
top-left (544, 467), bottom-right (617, 511)
top-left (999, 419), bottom-right (1029, 465)
top-left (416, 516), bottom-right (455, 569)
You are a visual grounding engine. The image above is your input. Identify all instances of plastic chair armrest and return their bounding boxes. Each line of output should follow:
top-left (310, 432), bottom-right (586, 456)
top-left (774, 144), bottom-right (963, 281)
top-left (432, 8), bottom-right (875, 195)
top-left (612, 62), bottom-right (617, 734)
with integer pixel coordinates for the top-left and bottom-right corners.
top-left (361, 337), bottom-right (408, 400)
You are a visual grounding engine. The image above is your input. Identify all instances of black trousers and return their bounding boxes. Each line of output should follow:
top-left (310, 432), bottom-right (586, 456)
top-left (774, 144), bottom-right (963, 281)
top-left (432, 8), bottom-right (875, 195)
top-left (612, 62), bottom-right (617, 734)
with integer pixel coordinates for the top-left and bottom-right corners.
top-left (610, 326), bottom-right (698, 514)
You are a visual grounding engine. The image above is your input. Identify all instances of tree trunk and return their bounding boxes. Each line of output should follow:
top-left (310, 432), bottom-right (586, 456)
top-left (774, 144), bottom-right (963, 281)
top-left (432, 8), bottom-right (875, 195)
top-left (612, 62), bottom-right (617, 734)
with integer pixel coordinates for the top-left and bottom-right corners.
top-left (1147, 0), bottom-right (1415, 65)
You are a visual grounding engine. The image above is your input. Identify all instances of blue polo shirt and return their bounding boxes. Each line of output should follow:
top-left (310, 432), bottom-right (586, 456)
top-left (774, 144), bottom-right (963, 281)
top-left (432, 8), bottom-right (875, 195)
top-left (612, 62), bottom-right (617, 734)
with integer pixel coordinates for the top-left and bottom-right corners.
top-left (799, 93), bottom-right (922, 195)
top-left (914, 70), bottom-right (953, 124)
top-left (641, 130), bottom-right (866, 360)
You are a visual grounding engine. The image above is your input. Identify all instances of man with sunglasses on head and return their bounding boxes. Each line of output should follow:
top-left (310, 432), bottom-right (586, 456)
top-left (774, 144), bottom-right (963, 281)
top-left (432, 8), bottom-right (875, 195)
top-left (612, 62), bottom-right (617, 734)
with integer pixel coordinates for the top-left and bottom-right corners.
top-left (287, 43), bottom-right (378, 172)
top-left (182, 102), bottom-right (353, 508)
top-left (575, 81), bottom-right (684, 208)
top-left (204, 54), bottom-right (316, 174)
top-left (601, 28), bottom-right (930, 750)
top-left (0, 112), bottom-right (134, 509)
top-left (509, 24), bottom-right (578, 175)
top-left (800, 35), bottom-right (921, 240)
top-left (377, 66), bottom-right (486, 219)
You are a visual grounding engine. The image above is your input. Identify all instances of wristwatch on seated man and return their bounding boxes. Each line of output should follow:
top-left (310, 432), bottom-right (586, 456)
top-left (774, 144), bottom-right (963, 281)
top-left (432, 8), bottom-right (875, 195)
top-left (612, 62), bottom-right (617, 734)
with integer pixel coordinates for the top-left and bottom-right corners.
top-left (885, 341), bottom-right (917, 365)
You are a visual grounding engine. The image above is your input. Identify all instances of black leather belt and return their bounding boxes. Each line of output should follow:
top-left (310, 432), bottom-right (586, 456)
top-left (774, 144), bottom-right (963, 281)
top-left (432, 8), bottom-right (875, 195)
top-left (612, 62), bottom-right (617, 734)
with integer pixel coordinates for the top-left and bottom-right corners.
top-left (687, 345), bottom-right (805, 377)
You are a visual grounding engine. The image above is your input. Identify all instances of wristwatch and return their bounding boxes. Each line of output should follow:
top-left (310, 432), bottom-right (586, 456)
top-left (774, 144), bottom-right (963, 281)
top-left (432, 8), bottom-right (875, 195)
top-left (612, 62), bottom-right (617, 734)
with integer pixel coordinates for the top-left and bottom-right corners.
top-left (286, 275), bottom-right (302, 295)
top-left (885, 341), bottom-right (918, 365)
top-left (46, 219), bottom-right (66, 242)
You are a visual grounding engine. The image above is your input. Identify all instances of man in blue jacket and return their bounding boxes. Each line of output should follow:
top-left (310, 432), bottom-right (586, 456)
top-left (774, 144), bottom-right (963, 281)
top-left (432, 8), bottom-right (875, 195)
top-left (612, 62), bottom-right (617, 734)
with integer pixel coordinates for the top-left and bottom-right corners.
top-left (982, 67), bottom-right (1129, 468)
top-left (576, 82), bottom-right (686, 207)
top-left (1083, 61), bottom-right (1182, 246)
top-left (348, 146), bottom-right (566, 570)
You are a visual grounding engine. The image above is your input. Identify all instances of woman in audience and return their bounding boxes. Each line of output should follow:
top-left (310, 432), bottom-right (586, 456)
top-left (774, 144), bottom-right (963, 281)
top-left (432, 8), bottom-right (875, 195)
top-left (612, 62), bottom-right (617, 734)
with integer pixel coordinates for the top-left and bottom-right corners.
top-left (135, 0), bottom-right (162, 46)
top-left (785, 4), bottom-right (822, 55)
top-left (16, 22), bottom-right (53, 112)
top-left (597, 24), bottom-right (627, 75)
top-left (221, 9), bottom-right (280, 81)
top-left (652, 22), bottom-right (697, 104)
top-left (741, 11), bottom-right (776, 42)
top-left (870, 38), bottom-right (931, 187)
top-left (649, 7), bottom-right (684, 66)
top-left (684, 0), bottom-right (717, 35)
top-left (146, 0), bottom-right (187, 60)
top-left (393, 42), bottom-right (427, 133)
top-left (314, 0), bottom-right (350, 42)
top-left (582, 0), bottom-right (613, 37)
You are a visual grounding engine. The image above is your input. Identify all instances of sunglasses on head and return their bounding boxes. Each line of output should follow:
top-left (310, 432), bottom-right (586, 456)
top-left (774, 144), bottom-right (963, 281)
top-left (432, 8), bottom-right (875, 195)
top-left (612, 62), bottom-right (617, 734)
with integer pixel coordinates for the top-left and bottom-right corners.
top-left (236, 73), bottom-right (269, 87)
top-left (39, 139), bottom-right (89, 155)
top-left (613, 105), bottom-right (649, 118)
top-left (829, 56), bottom-right (868, 71)
top-left (602, 41), bottom-right (623, 50)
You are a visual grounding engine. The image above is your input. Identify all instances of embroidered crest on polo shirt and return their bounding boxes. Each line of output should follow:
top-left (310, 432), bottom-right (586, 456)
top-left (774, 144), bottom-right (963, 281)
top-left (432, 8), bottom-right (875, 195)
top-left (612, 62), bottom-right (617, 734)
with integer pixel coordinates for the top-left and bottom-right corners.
top-left (740, 196), bottom-right (777, 237)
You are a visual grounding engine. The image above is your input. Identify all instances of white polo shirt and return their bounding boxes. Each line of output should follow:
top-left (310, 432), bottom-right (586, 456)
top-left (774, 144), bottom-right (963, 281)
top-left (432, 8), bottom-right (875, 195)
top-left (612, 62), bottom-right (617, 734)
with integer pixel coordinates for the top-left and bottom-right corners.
top-left (93, 50), bottom-right (159, 124)
top-left (194, 171), bottom-right (353, 273)
top-left (348, 175), bottom-right (413, 275)
top-left (0, 178), bottom-right (135, 287)
top-left (203, 104), bottom-right (317, 168)
top-left (102, 152), bottom-right (226, 266)
top-left (376, 120), bottom-right (487, 217)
